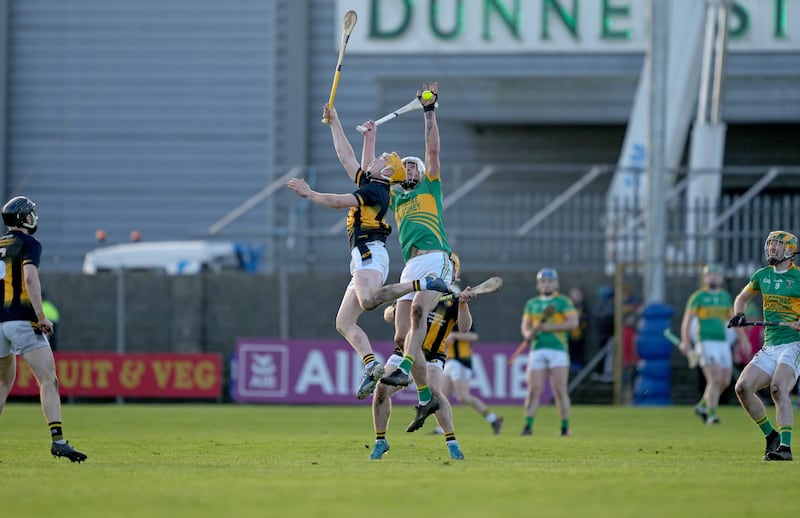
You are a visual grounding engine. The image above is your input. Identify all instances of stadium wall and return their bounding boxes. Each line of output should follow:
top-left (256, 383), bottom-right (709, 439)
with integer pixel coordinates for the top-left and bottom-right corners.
top-left (41, 270), bottom-right (713, 356)
top-left (3, 0), bottom-right (800, 275)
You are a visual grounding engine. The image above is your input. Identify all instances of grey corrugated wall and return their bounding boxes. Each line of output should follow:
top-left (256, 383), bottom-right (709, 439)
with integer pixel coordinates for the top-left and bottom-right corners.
top-left (6, 0), bottom-right (274, 270)
top-left (3, 0), bottom-right (800, 273)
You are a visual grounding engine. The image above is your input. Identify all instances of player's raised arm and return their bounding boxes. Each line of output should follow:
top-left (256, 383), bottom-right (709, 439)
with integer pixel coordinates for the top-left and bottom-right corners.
top-left (324, 104), bottom-right (360, 181)
top-left (360, 119), bottom-right (377, 172)
top-left (420, 81), bottom-right (440, 180)
top-left (286, 177), bottom-right (358, 209)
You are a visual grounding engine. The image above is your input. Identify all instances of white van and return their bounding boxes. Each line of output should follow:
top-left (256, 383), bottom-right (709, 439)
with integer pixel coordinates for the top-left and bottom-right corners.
top-left (82, 240), bottom-right (246, 274)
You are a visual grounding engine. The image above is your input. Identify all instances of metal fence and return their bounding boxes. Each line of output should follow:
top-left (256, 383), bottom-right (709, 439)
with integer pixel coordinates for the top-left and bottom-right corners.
top-left (216, 164), bottom-right (800, 276)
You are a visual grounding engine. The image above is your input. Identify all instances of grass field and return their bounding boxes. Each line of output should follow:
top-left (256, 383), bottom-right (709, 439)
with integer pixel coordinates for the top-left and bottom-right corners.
top-left (2, 402), bottom-right (798, 517)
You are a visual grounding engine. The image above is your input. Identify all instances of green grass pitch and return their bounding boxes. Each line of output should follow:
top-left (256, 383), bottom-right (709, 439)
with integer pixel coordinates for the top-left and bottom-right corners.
top-left (1, 402), bottom-right (798, 517)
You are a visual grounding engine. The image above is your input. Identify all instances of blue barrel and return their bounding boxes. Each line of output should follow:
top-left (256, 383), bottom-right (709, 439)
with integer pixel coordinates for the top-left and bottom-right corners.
top-left (634, 303), bottom-right (674, 405)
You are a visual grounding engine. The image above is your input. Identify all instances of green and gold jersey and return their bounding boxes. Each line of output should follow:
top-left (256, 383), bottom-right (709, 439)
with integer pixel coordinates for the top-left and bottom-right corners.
top-left (390, 175), bottom-right (451, 262)
top-left (522, 293), bottom-right (576, 352)
top-left (746, 264), bottom-right (800, 346)
top-left (686, 289), bottom-right (733, 342)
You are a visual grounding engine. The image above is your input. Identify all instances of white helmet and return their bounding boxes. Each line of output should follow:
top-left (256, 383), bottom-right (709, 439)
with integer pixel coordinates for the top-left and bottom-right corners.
top-left (401, 156), bottom-right (425, 189)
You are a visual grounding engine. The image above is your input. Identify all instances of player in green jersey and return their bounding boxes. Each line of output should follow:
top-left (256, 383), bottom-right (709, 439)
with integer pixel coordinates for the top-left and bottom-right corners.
top-left (362, 82), bottom-right (456, 434)
top-left (679, 264), bottom-right (750, 425)
top-left (519, 268), bottom-right (578, 436)
top-left (729, 231), bottom-right (800, 461)
top-left (288, 104), bottom-right (450, 401)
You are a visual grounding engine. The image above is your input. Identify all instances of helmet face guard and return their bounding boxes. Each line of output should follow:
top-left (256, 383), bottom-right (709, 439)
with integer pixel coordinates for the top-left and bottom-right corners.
top-left (765, 230), bottom-right (798, 265)
top-left (400, 156), bottom-right (425, 190)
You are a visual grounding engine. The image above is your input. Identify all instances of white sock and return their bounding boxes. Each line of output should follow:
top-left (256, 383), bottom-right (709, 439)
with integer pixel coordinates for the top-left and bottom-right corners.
top-left (486, 412), bottom-right (497, 423)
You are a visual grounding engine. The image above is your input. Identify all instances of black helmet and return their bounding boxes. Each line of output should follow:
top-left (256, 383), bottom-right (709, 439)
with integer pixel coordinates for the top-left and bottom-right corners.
top-left (2, 196), bottom-right (38, 234)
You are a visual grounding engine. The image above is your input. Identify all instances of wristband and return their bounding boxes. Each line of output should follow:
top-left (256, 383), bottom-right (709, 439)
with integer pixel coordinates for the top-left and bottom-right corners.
top-left (423, 103), bottom-right (436, 112)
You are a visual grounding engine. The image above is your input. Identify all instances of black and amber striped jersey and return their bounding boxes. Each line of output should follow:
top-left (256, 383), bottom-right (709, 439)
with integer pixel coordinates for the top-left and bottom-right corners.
top-left (393, 296), bottom-right (459, 363)
top-left (347, 169), bottom-right (392, 249)
top-left (0, 230), bottom-right (42, 322)
top-left (445, 324), bottom-right (475, 369)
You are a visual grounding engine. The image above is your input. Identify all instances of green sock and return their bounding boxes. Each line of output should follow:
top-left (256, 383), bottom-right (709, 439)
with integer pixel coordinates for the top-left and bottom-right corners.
top-left (417, 385), bottom-right (432, 405)
top-left (779, 426), bottom-right (792, 447)
top-left (708, 407), bottom-right (717, 418)
top-left (696, 400), bottom-right (707, 411)
top-left (755, 415), bottom-right (775, 436)
top-left (397, 355), bottom-right (414, 374)
top-left (561, 419), bottom-right (569, 431)
top-left (525, 416), bottom-right (534, 429)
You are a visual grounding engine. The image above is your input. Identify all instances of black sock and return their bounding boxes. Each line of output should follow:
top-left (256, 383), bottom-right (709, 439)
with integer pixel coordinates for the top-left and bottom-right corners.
top-left (49, 421), bottom-right (64, 442)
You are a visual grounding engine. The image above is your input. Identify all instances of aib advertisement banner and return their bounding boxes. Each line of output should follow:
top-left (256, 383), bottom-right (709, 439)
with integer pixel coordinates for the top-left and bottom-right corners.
top-left (232, 338), bottom-right (546, 405)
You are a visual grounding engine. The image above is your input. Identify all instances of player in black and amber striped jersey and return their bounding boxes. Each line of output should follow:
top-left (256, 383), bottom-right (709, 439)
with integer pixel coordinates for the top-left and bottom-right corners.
top-left (369, 284), bottom-right (477, 461)
top-left (287, 104), bottom-right (450, 402)
top-left (0, 196), bottom-right (87, 462)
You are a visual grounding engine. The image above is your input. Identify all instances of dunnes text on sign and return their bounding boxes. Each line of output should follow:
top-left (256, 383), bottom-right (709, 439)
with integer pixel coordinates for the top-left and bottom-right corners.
top-left (337, 0), bottom-right (799, 53)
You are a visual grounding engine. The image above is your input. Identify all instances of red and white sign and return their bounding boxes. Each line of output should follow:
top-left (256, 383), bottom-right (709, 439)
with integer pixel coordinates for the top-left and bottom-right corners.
top-left (10, 352), bottom-right (222, 398)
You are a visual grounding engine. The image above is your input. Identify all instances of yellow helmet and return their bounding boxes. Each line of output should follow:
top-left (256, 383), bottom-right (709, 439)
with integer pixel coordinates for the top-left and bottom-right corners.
top-left (376, 152), bottom-right (406, 184)
top-left (765, 230), bottom-right (798, 265)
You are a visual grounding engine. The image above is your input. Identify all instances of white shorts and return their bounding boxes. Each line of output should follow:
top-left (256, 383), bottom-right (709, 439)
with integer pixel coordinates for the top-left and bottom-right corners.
top-left (527, 348), bottom-right (570, 371)
top-left (386, 353), bottom-right (444, 371)
top-left (443, 360), bottom-right (472, 380)
top-left (748, 342), bottom-right (800, 379)
top-left (0, 320), bottom-right (51, 357)
top-left (347, 241), bottom-right (389, 289)
top-left (697, 340), bottom-right (733, 369)
top-left (397, 251), bottom-right (453, 302)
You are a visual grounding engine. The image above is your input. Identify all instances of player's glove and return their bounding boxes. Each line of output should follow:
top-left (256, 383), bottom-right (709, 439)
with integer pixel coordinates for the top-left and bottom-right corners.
top-left (419, 92), bottom-right (438, 111)
top-left (727, 312), bottom-right (746, 328)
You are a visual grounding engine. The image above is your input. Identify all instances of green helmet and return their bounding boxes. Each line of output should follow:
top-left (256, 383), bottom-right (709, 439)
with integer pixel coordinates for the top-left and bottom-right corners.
top-left (702, 264), bottom-right (723, 276)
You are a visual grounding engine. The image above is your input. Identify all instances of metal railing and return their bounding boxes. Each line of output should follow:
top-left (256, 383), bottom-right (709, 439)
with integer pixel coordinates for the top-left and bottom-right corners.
top-left (208, 163), bottom-right (800, 275)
